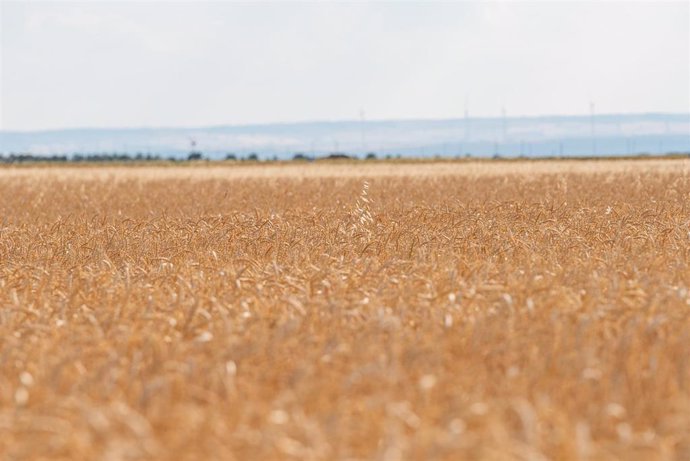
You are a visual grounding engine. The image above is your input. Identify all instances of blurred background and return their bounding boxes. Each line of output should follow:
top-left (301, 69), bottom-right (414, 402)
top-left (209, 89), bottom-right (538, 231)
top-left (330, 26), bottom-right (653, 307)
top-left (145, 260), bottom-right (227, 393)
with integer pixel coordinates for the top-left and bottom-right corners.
top-left (1, 1), bottom-right (688, 159)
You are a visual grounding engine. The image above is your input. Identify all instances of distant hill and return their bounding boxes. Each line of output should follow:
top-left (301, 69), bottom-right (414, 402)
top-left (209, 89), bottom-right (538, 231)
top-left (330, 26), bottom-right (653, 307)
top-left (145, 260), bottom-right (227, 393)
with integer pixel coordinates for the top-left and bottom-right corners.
top-left (1, 113), bottom-right (688, 159)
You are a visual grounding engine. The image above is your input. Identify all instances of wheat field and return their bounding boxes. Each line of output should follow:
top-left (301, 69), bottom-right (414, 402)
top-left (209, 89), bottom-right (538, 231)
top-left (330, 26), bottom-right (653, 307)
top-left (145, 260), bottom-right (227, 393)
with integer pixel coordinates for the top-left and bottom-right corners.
top-left (0, 159), bottom-right (689, 461)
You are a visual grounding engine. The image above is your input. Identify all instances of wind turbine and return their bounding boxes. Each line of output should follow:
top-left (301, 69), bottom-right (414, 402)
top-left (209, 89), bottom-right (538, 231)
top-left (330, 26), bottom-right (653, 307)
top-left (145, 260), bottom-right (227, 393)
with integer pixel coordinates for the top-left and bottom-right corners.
top-left (187, 137), bottom-right (201, 160)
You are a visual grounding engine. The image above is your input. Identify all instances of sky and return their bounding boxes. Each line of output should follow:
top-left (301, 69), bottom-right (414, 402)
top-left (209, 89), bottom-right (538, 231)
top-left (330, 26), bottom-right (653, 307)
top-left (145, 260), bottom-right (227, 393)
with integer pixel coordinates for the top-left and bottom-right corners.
top-left (1, 1), bottom-right (689, 131)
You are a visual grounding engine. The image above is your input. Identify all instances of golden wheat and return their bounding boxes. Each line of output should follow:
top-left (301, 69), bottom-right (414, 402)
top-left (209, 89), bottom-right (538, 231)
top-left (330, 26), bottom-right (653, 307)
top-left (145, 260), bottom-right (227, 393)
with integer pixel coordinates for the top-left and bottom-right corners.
top-left (0, 159), bottom-right (689, 460)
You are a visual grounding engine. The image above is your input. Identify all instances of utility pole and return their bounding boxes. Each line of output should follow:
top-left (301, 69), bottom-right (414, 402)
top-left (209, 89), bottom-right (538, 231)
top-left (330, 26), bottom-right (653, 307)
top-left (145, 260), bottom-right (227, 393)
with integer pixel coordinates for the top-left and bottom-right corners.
top-left (590, 102), bottom-right (597, 156)
top-left (462, 97), bottom-right (471, 157)
top-left (359, 109), bottom-right (366, 155)
top-left (501, 104), bottom-right (507, 143)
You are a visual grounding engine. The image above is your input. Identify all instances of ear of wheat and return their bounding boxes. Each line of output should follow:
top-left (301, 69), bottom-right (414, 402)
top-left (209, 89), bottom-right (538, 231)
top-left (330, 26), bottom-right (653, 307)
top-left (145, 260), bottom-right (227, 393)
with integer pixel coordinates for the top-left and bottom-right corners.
top-left (352, 180), bottom-right (374, 234)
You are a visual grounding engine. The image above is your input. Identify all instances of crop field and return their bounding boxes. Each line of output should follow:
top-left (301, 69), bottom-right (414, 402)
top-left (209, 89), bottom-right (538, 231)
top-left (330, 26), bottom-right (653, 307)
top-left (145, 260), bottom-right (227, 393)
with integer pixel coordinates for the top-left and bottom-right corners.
top-left (1, 159), bottom-right (689, 461)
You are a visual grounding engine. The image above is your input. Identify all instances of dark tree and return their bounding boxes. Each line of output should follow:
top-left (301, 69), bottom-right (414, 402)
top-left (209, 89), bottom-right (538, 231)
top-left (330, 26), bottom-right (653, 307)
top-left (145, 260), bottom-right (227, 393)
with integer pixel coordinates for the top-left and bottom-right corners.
top-left (326, 153), bottom-right (351, 160)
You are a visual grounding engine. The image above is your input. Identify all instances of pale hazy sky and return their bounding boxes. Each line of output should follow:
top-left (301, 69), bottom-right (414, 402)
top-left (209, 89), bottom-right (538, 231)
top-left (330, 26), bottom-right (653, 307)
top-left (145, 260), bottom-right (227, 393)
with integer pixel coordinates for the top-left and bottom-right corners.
top-left (1, 1), bottom-right (689, 131)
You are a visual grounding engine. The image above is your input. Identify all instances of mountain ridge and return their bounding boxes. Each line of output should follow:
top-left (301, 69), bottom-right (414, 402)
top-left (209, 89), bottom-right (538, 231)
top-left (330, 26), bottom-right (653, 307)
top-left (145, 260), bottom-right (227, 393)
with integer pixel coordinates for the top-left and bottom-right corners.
top-left (2, 113), bottom-right (689, 158)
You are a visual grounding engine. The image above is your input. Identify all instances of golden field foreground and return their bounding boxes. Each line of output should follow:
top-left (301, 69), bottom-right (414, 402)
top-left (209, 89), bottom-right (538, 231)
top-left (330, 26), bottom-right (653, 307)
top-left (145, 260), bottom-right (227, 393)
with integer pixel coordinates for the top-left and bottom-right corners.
top-left (1, 159), bottom-right (689, 461)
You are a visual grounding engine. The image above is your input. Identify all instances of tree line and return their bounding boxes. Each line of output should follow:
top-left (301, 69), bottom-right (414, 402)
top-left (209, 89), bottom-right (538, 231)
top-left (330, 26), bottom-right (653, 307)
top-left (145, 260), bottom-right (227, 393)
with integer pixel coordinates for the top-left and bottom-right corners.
top-left (0, 151), bottom-right (384, 163)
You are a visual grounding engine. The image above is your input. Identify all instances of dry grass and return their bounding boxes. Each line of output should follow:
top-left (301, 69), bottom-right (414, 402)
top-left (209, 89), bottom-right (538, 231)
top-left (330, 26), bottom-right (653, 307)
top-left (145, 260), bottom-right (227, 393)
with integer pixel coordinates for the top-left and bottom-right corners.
top-left (0, 159), bottom-right (689, 460)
